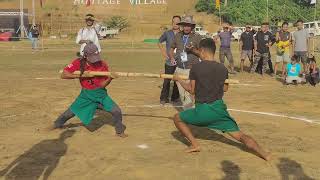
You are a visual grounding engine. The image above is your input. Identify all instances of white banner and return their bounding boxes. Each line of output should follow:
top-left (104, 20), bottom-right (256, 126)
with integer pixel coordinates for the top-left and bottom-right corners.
top-left (311, 0), bottom-right (316, 4)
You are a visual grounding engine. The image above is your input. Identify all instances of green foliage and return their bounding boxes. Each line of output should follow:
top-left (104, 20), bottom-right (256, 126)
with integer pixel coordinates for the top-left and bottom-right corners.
top-left (195, 0), bottom-right (319, 26)
top-left (103, 16), bottom-right (129, 32)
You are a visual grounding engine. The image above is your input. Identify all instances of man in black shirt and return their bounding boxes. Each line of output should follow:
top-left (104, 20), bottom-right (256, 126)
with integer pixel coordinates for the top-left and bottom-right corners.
top-left (172, 38), bottom-right (271, 161)
top-left (239, 25), bottom-right (254, 72)
top-left (251, 22), bottom-right (274, 75)
top-left (30, 25), bottom-right (40, 50)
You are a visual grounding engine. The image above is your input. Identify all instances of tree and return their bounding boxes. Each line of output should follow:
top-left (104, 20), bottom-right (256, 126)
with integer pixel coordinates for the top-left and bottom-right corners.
top-left (104, 16), bottom-right (129, 32)
top-left (195, 0), bottom-right (318, 26)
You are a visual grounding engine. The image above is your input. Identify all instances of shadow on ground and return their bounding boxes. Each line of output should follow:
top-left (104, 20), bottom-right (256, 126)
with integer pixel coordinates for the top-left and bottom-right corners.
top-left (277, 158), bottom-right (315, 180)
top-left (221, 160), bottom-right (241, 180)
top-left (0, 130), bottom-right (75, 180)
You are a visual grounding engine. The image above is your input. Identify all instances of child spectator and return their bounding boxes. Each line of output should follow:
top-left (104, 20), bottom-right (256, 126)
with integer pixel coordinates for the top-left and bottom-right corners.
top-left (285, 55), bottom-right (303, 85)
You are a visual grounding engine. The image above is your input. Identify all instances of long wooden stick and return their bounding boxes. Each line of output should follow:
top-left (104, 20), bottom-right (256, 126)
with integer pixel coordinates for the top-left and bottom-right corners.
top-left (59, 70), bottom-right (240, 84)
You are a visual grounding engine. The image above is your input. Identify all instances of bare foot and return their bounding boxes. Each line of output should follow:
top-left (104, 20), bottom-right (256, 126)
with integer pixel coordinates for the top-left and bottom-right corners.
top-left (185, 146), bottom-right (201, 153)
top-left (116, 133), bottom-right (128, 138)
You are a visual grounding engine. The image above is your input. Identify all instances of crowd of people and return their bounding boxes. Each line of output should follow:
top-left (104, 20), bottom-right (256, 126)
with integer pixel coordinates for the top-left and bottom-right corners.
top-left (158, 15), bottom-right (319, 107)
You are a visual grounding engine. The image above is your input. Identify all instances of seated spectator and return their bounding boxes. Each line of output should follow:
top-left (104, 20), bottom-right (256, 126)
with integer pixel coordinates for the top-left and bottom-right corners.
top-left (285, 55), bottom-right (303, 85)
top-left (306, 56), bottom-right (320, 86)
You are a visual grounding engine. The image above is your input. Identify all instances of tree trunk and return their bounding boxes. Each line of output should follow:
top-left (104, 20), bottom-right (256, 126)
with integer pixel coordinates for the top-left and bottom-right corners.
top-left (224, 0), bottom-right (228, 7)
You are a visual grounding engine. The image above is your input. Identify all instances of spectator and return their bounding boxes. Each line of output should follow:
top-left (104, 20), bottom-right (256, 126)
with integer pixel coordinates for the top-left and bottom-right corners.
top-left (239, 25), bottom-right (254, 72)
top-left (158, 16), bottom-right (181, 105)
top-left (250, 22), bottom-right (274, 75)
top-left (285, 55), bottom-right (303, 85)
top-left (306, 56), bottom-right (320, 86)
top-left (76, 14), bottom-right (101, 56)
top-left (274, 22), bottom-right (292, 77)
top-left (30, 25), bottom-right (40, 50)
top-left (292, 19), bottom-right (310, 73)
top-left (215, 23), bottom-right (236, 74)
top-left (169, 16), bottom-right (202, 110)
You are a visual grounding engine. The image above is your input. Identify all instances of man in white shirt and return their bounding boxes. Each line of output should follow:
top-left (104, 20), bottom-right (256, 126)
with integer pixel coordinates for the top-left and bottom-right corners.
top-left (76, 14), bottom-right (101, 56)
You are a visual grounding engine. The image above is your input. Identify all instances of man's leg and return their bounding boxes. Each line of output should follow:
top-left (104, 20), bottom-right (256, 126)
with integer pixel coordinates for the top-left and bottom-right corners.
top-left (274, 55), bottom-right (282, 76)
top-left (249, 50), bottom-right (253, 69)
top-left (160, 64), bottom-right (171, 103)
top-left (219, 48), bottom-right (225, 64)
top-left (54, 108), bottom-right (75, 128)
top-left (240, 51), bottom-right (244, 72)
top-left (301, 52), bottom-right (309, 73)
top-left (240, 59), bottom-right (245, 72)
top-left (262, 53), bottom-right (270, 75)
top-left (268, 52), bottom-right (274, 74)
top-left (173, 113), bottom-right (200, 153)
top-left (108, 104), bottom-right (127, 137)
top-left (226, 48), bottom-right (235, 73)
top-left (274, 62), bottom-right (279, 76)
top-left (167, 65), bottom-right (180, 102)
top-left (31, 38), bottom-right (36, 50)
top-left (282, 62), bottom-right (287, 77)
top-left (228, 131), bottom-right (271, 161)
top-left (250, 52), bottom-right (261, 73)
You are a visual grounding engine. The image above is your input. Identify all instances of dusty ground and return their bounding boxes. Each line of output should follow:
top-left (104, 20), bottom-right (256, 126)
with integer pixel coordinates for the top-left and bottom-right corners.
top-left (0, 40), bottom-right (320, 180)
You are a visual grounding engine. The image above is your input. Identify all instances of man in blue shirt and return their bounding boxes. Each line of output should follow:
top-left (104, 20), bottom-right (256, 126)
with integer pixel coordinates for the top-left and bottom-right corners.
top-left (285, 55), bottom-right (303, 84)
top-left (158, 16), bottom-right (181, 105)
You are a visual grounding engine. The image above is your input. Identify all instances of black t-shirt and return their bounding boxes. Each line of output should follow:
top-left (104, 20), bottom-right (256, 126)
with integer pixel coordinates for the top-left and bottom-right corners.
top-left (240, 31), bottom-right (254, 50)
top-left (255, 31), bottom-right (274, 53)
top-left (31, 28), bottom-right (39, 38)
top-left (189, 60), bottom-right (228, 103)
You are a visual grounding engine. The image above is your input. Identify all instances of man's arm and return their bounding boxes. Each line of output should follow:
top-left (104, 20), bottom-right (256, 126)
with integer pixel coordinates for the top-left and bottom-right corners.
top-left (169, 35), bottom-right (178, 64)
top-left (158, 43), bottom-right (168, 60)
top-left (100, 77), bottom-right (113, 88)
top-left (253, 38), bottom-right (258, 53)
top-left (177, 79), bottom-right (195, 95)
top-left (158, 33), bottom-right (168, 59)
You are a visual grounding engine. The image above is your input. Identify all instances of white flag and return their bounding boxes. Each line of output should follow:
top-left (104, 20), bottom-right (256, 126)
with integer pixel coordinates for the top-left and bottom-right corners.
top-left (311, 0), bottom-right (317, 4)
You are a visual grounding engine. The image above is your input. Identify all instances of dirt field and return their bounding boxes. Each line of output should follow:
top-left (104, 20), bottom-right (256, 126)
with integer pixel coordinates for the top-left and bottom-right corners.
top-left (0, 39), bottom-right (320, 180)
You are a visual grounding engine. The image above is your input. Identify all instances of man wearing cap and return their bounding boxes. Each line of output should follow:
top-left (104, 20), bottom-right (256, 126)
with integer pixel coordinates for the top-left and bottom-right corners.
top-left (170, 16), bottom-right (202, 110)
top-left (215, 23), bottom-right (236, 74)
top-left (239, 25), bottom-right (254, 72)
top-left (158, 15), bottom-right (181, 105)
top-left (51, 43), bottom-right (127, 138)
top-left (76, 14), bottom-right (101, 56)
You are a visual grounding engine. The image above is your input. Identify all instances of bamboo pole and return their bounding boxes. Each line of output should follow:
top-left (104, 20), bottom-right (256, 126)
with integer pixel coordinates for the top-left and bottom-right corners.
top-left (59, 70), bottom-right (240, 84)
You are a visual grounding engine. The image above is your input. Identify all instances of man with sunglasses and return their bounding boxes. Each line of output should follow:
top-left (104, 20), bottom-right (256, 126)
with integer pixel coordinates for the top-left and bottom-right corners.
top-left (76, 14), bottom-right (101, 56)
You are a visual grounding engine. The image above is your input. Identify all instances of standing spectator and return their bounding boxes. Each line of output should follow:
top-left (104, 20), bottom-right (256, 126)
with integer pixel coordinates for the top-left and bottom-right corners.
top-left (292, 19), bottom-right (310, 73)
top-left (76, 14), bottom-right (101, 56)
top-left (274, 22), bottom-right (292, 77)
top-left (239, 25), bottom-right (254, 72)
top-left (30, 25), bottom-right (40, 50)
top-left (170, 16), bottom-right (202, 110)
top-left (251, 22), bottom-right (274, 75)
top-left (158, 16), bottom-right (181, 105)
top-left (215, 23), bottom-right (236, 74)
